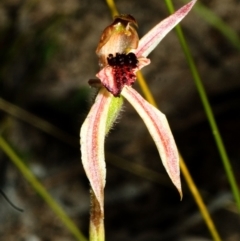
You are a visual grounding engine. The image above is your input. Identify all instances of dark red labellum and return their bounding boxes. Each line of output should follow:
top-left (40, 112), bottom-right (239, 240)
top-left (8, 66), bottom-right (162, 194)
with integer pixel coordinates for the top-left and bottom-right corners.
top-left (106, 52), bottom-right (138, 97)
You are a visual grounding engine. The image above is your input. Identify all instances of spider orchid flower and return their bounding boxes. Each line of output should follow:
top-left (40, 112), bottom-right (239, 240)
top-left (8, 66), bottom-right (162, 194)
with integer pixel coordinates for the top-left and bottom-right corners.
top-left (80, 0), bottom-right (196, 239)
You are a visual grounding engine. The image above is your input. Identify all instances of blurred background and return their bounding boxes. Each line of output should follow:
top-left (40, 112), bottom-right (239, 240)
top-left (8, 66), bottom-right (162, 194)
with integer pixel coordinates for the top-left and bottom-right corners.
top-left (0, 0), bottom-right (240, 240)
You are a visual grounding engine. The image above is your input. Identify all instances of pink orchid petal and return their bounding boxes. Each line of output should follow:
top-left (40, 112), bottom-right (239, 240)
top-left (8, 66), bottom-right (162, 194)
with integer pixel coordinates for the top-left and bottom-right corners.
top-left (121, 86), bottom-right (181, 195)
top-left (136, 0), bottom-right (197, 58)
top-left (137, 57), bottom-right (151, 70)
top-left (96, 66), bottom-right (121, 97)
top-left (80, 88), bottom-right (113, 211)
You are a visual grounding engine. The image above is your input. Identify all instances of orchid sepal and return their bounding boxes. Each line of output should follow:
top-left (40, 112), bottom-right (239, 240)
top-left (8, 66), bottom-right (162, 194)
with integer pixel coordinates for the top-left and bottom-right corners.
top-left (80, 88), bottom-right (111, 211)
top-left (80, 88), bottom-right (124, 211)
top-left (135, 0), bottom-right (197, 58)
top-left (121, 86), bottom-right (182, 196)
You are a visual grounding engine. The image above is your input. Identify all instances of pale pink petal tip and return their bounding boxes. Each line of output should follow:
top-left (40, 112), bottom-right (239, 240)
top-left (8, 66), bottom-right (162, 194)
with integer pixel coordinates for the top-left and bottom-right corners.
top-left (80, 89), bottom-right (113, 211)
top-left (122, 86), bottom-right (182, 195)
top-left (136, 0), bottom-right (197, 58)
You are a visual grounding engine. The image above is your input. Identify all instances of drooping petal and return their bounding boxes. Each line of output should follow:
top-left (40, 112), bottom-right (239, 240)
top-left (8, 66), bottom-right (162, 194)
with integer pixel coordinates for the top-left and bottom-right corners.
top-left (80, 88), bottom-right (113, 211)
top-left (135, 0), bottom-right (197, 58)
top-left (121, 86), bottom-right (181, 196)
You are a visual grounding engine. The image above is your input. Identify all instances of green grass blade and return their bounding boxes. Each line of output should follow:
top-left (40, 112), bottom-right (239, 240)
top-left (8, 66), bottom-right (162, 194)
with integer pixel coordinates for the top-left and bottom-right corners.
top-left (164, 0), bottom-right (240, 213)
top-left (182, 0), bottom-right (240, 50)
top-left (0, 136), bottom-right (88, 241)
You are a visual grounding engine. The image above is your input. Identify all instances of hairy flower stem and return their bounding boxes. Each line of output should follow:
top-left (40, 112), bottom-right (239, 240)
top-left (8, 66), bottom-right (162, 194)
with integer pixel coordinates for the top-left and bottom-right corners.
top-left (90, 190), bottom-right (105, 241)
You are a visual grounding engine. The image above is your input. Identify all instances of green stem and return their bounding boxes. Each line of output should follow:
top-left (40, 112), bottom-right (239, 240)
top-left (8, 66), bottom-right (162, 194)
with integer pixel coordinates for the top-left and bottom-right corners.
top-left (0, 136), bottom-right (88, 241)
top-left (164, 0), bottom-right (240, 213)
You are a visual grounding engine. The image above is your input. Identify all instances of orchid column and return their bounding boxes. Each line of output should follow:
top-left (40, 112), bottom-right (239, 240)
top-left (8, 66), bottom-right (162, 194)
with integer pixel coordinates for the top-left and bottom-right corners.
top-left (80, 1), bottom-right (196, 240)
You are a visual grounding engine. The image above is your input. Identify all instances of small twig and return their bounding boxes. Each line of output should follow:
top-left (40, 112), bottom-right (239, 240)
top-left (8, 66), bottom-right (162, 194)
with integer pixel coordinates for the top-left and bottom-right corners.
top-left (0, 189), bottom-right (24, 212)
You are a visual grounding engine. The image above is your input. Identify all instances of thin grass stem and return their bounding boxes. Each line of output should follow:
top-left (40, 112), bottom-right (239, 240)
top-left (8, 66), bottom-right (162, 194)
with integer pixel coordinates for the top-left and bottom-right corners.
top-left (0, 98), bottom-right (77, 147)
top-left (105, 0), bottom-right (118, 17)
top-left (0, 136), bottom-right (87, 241)
top-left (179, 156), bottom-right (222, 241)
